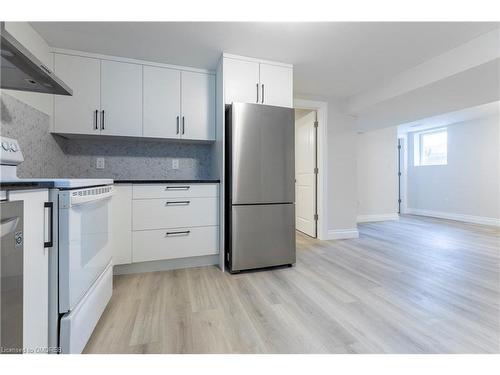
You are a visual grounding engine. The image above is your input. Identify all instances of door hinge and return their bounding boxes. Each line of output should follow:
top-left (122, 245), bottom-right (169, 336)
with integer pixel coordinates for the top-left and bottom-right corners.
top-left (398, 199), bottom-right (402, 203)
top-left (314, 214), bottom-right (318, 221)
top-left (398, 172), bottom-right (402, 176)
top-left (398, 144), bottom-right (402, 150)
top-left (314, 121), bottom-right (319, 128)
top-left (314, 167), bottom-right (318, 174)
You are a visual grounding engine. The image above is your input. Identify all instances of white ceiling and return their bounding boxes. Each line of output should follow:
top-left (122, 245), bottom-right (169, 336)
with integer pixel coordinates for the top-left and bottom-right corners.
top-left (398, 101), bottom-right (500, 135)
top-left (31, 22), bottom-right (499, 98)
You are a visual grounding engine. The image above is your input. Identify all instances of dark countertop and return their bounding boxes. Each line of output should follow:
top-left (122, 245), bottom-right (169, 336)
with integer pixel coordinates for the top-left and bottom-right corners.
top-left (114, 179), bottom-right (220, 184)
top-left (0, 181), bottom-right (55, 191)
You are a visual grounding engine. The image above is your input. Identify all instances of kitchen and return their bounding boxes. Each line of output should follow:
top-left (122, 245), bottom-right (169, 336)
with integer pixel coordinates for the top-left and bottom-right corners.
top-left (1, 21), bottom-right (295, 354)
top-left (1, 12), bottom-right (499, 373)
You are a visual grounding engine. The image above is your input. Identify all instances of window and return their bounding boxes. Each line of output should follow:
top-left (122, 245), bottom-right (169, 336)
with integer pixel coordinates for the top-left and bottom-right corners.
top-left (414, 128), bottom-right (447, 166)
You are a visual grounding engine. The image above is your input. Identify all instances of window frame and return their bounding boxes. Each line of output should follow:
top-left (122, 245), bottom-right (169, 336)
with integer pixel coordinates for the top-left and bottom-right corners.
top-left (414, 127), bottom-right (448, 167)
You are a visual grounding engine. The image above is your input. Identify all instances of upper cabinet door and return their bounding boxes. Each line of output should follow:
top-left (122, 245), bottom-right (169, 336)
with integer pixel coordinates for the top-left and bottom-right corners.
top-left (54, 54), bottom-right (101, 135)
top-left (143, 66), bottom-right (181, 139)
top-left (224, 58), bottom-right (260, 105)
top-left (181, 71), bottom-right (215, 141)
top-left (259, 63), bottom-right (293, 108)
top-left (100, 60), bottom-right (142, 137)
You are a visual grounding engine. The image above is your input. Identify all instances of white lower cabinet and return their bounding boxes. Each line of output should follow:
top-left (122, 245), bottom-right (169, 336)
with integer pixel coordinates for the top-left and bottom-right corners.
top-left (132, 226), bottom-right (218, 263)
top-left (132, 183), bottom-right (218, 199)
top-left (9, 189), bottom-right (50, 353)
top-left (110, 183), bottom-right (219, 267)
top-left (132, 197), bottom-right (218, 231)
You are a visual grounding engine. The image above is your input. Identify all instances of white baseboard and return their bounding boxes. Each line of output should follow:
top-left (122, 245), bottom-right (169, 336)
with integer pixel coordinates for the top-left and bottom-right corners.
top-left (327, 228), bottom-right (359, 240)
top-left (405, 208), bottom-right (500, 227)
top-left (357, 213), bottom-right (400, 223)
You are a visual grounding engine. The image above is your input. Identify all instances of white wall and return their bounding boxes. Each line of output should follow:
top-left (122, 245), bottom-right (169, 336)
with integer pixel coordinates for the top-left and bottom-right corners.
top-left (1, 22), bottom-right (54, 116)
top-left (328, 107), bottom-right (358, 233)
top-left (357, 126), bottom-right (399, 222)
top-left (406, 114), bottom-right (500, 224)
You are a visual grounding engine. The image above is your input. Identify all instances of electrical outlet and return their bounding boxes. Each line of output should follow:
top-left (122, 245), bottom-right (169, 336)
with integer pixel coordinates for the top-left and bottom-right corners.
top-left (96, 157), bottom-right (105, 170)
top-left (172, 159), bottom-right (179, 170)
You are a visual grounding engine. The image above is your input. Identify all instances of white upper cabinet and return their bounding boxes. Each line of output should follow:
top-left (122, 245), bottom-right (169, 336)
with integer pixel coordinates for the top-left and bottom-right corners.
top-left (223, 55), bottom-right (293, 108)
top-left (100, 60), bottom-right (142, 137)
top-left (54, 54), bottom-right (101, 135)
top-left (52, 51), bottom-right (215, 141)
top-left (181, 71), bottom-right (215, 140)
top-left (259, 63), bottom-right (293, 108)
top-left (143, 66), bottom-right (181, 139)
top-left (224, 58), bottom-right (260, 105)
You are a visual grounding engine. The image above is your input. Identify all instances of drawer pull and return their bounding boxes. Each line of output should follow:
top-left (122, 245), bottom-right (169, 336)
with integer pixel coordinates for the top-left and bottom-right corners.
top-left (165, 186), bottom-right (190, 190)
top-left (165, 200), bottom-right (190, 206)
top-left (165, 230), bottom-right (190, 236)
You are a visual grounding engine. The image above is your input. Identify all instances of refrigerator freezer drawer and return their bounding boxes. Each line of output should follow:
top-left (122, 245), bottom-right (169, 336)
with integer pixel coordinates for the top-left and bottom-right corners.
top-left (230, 204), bottom-right (295, 272)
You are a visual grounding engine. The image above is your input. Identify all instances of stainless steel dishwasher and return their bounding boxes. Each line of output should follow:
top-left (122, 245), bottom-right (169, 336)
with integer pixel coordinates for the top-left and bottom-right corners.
top-left (1, 200), bottom-right (24, 354)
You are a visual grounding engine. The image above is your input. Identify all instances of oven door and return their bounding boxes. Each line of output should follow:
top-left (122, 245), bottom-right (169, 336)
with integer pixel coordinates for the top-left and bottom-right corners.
top-left (58, 186), bottom-right (114, 313)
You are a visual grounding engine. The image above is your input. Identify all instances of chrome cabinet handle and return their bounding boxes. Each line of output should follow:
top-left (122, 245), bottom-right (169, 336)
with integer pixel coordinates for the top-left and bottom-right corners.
top-left (94, 110), bottom-right (98, 130)
top-left (44, 202), bottom-right (53, 248)
top-left (176, 116), bottom-right (180, 134)
top-left (182, 116), bottom-right (185, 135)
top-left (256, 83), bottom-right (259, 103)
top-left (165, 230), bottom-right (190, 236)
top-left (165, 200), bottom-right (190, 206)
top-left (165, 186), bottom-right (190, 190)
top-left (261, 84), bottom-right (265, 104)
top-left (101, 110), bottom-right (105, 130)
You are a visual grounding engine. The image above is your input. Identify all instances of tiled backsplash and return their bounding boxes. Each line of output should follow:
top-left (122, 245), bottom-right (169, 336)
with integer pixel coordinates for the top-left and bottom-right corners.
top-left (1, 92), bottom-right (69, 177)
top-left (1, 93), bottom-right (215, 180)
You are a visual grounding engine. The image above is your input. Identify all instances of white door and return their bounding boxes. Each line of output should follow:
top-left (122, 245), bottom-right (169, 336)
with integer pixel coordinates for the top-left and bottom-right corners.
top-left (295, 110), bottom-right (317, 237)
top-left (9, 189), bottom-right (50, 353)
top-left (259, 63), bottom-right (293, 108)
top-left (54, 54), bottom-right (101, 135)
top-left (100, 60), bottom-right (142, 137)
top-left (143, 66), bottom-right (181, 139)
top-left (181, 71), bottom-right (215, 140)
top-left (224, 58), bottom-right (260, 105)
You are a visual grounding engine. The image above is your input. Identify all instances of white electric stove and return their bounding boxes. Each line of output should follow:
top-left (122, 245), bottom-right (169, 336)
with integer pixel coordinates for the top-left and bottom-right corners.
top-left (1, 136), bottom-right (114, 354)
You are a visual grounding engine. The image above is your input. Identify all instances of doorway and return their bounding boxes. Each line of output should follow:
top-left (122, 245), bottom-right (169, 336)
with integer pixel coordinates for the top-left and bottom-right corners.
top-left (295, 108), bottom-right (318, 238)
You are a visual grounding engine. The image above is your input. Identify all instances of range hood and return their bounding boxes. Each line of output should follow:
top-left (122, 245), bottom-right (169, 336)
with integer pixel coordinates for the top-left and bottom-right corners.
top-left (1, 23), bottom-right (72, 95)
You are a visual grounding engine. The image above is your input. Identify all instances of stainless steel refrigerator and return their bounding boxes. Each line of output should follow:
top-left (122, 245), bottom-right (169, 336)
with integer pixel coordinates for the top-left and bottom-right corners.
top-left (225, 103), bottom-right (296, 273)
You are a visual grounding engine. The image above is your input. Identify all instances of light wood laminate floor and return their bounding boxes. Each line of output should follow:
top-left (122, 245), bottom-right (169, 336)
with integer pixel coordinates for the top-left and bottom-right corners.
top-left (84, 215), bottom-right (500, 353)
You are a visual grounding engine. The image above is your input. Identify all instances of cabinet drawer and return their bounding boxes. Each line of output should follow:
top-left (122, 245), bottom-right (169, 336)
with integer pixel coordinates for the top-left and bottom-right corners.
top-left (132, 183), bottom-right (218, 199)
top-left (132, 226), bottom-right (218, 263)
top-left (133, 197), bottom-right (218, 230)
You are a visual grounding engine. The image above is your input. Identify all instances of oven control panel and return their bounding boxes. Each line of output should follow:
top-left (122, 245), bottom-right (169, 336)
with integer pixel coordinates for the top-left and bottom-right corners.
top-left (0, 137), bottom-right (24, 166)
